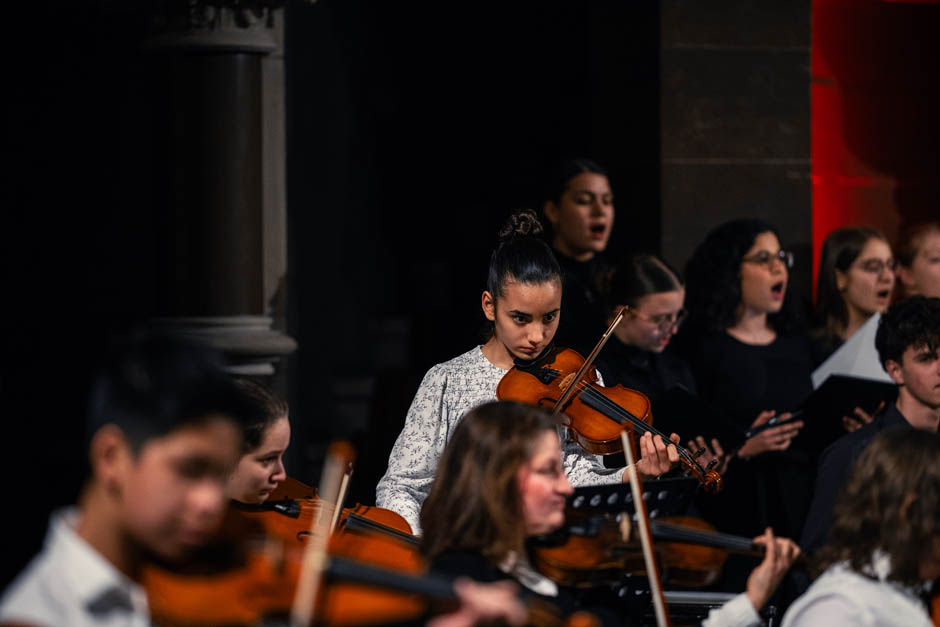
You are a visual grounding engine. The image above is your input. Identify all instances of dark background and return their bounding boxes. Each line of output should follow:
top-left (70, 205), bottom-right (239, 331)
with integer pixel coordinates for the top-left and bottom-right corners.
top-left (2, 1), bottom-right (660, 588)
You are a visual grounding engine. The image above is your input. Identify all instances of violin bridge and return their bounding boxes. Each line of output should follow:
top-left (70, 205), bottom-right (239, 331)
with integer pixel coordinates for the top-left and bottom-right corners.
top-left (557, 372), bottom-right (577, 393)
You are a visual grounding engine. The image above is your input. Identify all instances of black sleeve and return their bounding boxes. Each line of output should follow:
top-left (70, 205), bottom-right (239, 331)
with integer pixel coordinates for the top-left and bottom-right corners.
top-left (799, 438), bottom-right (855, 554)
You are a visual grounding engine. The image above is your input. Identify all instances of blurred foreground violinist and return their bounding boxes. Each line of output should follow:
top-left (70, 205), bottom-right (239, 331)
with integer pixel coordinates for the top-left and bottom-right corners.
top-left (783, 428), bottom-right (940, 626)
top-left (0, 332), bottom-right (253, 627)
top-left (421, 401), bottom-right (801, 627)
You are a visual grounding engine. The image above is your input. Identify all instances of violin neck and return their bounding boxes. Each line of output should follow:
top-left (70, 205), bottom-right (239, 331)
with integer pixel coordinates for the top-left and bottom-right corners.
top-left (327, 556), bottom-right (456, 600)
top-left (649, 520), bottom-right (760, 555)
top-left (343, 512), bottom-right (421, 547)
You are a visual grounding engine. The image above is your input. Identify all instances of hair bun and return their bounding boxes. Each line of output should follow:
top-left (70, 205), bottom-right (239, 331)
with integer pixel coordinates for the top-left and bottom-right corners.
top-left (497, 209), bottom-right (544, 242)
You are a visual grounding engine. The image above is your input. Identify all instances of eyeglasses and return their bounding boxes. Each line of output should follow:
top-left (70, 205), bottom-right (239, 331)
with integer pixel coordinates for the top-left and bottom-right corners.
top-left (626, 306), bottom-right (687, 333)
top-left (854, 258), bottom-right (898, 275)
top-left (741, 249), bottom-right (794, 269)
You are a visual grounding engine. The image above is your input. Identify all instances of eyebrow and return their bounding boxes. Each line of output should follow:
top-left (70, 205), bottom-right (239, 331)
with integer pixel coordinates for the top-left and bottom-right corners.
top-left (508, 308), bottom-right (560, 317)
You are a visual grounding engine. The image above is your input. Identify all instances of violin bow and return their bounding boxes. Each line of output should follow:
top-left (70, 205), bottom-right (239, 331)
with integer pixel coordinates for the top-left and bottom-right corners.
top-left (290, 441), bottom-right (356, 627)
top-left (550, 306), bottom-right (628, 418)
top-left (620, 429), bottom-right (672, 627)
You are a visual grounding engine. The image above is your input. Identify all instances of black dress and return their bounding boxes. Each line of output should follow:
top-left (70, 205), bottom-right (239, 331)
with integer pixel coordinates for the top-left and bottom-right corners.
top-left (429, 550), bottom-right (625, 627)
top-left (594, 340), bottom-right (701, 468)
top-left (682, 331), bottom-right (816, 541)
top-left (553, 251), bottom-right (610, 356)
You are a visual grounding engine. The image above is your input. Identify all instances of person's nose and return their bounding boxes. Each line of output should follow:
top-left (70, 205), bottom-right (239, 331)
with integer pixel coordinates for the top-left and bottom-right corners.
top-left (271, 458), bottom-right (287, 483)
top-left (557, 473), bottom-right (574, 496)
top-left (190, 480), bottom-right (228, 521)
top-left (528, 324), bottom-right (546, 346)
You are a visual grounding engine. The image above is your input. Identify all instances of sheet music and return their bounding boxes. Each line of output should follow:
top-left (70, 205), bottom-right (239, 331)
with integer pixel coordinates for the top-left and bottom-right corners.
top-left (811, 313), bottom-right (893, 388)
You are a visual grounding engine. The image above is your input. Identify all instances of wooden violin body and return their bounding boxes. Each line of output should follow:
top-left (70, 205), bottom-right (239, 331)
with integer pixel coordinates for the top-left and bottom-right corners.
top-left (144, 477), bottom-right (424, 626)
top-left (532, 514), bottom-right (760, 589)
top-left (498, 346), bottom-right (652, 455)
top-left (498, 346), bottom-right (722, 493)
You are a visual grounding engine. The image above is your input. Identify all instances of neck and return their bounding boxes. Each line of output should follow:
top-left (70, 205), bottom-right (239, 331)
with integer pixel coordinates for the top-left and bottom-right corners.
top-left (76, 483), bottom-right (141, 581)
top-left (551, 236), bottom-right (594, 263)
top-left (896, 393), bottom-right (940, 433)
top-left (727, 307), bottom-right (775, 344)
top-left (840, 305), bottom-right (872, 340)
top-left (481, 336), bottom-right (514, 370)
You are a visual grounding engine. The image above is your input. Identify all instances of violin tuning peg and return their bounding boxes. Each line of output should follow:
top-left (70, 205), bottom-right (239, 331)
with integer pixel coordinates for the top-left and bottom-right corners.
top-left (693, 447), bottom-right (706, 458)
top-left (706, 458), bottom-right (718, 471)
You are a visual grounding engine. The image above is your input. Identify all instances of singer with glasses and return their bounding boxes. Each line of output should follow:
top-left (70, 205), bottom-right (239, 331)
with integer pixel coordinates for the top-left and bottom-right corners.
top-left (811, 226), bottom-right (896, 432)
top-left (594, 254), bottom-right (730, 474)
top-left (676, 219), bottom-right (816, 595)
top-left (812, 226), bottom-right (896, 363)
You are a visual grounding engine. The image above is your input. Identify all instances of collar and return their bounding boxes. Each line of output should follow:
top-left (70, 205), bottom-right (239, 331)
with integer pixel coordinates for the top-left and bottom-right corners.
top-left (49, 508), bottom-right (150, 619)
top-left (498, 552), bottom-right (559, 597)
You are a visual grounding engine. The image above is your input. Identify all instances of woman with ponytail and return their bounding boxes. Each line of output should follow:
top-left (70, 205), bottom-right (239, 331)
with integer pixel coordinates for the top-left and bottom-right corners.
top-left (376, 210), bottom-right (677, 534)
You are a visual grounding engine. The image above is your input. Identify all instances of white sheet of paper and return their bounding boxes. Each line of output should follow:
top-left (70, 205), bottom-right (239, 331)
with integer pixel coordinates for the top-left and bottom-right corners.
top-left (811, 313), bottom-right (894, 388)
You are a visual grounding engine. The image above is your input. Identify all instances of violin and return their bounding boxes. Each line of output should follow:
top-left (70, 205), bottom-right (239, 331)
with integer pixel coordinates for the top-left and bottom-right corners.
top-left (498, 345), bottom-right (722, 494)
top-left (532, 513), bottom-right (763, 589)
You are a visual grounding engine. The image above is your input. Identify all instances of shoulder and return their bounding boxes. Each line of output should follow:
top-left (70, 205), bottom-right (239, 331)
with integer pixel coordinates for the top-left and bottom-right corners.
top-left (0, 552), bottom-right (69, 626)
top-left (784, 566), bottom-right (931, 627)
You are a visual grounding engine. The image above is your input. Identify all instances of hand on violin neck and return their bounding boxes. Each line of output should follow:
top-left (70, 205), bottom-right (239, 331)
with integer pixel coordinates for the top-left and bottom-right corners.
top-left (745, 527), bottom-right (801, 612)
top-left (737, 410), bottom-right (804, 459)
top-left (628, 431), bottom-right (680, 481)
top-left (689, 436), bottom-right (730, 476)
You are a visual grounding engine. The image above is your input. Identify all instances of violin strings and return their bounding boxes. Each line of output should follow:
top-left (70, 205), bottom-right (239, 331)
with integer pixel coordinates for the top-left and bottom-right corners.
top-left (567, 380), bottom-right (703, 471)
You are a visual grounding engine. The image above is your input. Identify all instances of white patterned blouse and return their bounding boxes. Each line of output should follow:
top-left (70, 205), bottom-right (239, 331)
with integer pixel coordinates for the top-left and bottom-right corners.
top-left (375, 346), bottom-right (623, 534)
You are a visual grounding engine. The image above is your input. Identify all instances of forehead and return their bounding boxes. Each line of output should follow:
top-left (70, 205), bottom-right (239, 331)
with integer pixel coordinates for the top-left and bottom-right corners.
top-left (499, 280), bottom-right (562, 312)
top-left (916, 231), bottom-right (940, 253)
top-left (256, 416), bottom-right (291, 452)
top-left (139, 416), bottom-right (242, 462)
top-left (745, 231), bottom-right (780, 254)
top-left (564, 172), bottom-right (611, 195)
top-left (527, 429), bottom-right (561, 461)
top-left (635, 289), bottom-right (684, 312)
top-left (858, 237), bottom-right (892, 259)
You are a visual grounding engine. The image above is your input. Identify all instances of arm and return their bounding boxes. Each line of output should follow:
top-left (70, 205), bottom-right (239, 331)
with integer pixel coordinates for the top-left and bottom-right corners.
top-left (799, 441), bottom-right (853, 553)
top-left (376, 365), bottom-right (452, 534)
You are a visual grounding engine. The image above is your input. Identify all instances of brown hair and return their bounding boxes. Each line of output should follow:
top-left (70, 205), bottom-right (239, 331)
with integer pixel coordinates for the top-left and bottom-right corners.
top-left (814, 428), bottom-right (940, 587)
top-left (233, 378), bottom-right (289, 453)
top-left (420, 401), bottom-right (560, 564)
top-left (895, 221), bottom-right (940, 268)
top-left (814, 226), bottom-right (889, 340)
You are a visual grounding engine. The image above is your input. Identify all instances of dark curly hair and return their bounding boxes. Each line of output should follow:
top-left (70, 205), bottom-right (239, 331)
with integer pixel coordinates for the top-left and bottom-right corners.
top-left (683, 219), bottom-right (799, 335)
top-left (874, 296), bottom-right (940, 369)
top-left (813, 428), bottom-right (940, 588)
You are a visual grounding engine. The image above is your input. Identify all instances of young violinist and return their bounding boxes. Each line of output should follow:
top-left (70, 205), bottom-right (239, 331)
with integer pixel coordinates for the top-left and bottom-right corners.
top-left (376, 209), bottom-right (679, 533)
top-left (542, 158), bottom-right (615, 355)
top-left (783, 428), bottom-right (940, 627)
top-left (422, 400), bottom-right (802, 627)
top-left (0, 332), bottom-right (252, 627)
top-left (800, 296), bottom-right (940, 554)
top-left (226, 378), bottom-right (290, 505)
top-left (678, 219), bottom-right (813, 580)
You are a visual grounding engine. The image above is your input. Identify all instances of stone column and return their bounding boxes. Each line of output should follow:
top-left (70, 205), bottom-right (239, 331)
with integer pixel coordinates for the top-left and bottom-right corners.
top-left (147, 3), bottom-right (295, 374)
top-left (659, 1), bottom-right (812, 295)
